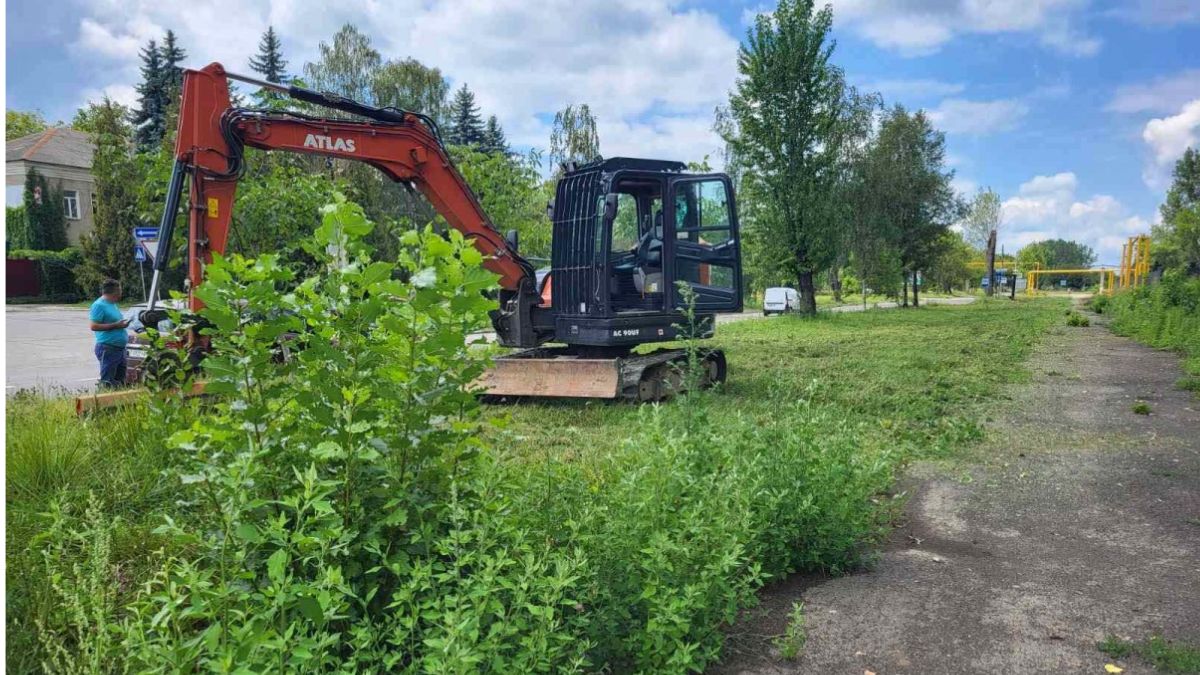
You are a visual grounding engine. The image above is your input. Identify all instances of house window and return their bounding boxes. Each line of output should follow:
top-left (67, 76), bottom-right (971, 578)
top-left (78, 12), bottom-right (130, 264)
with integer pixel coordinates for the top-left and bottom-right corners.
top-left (63, 190), bottom-right (80, 220)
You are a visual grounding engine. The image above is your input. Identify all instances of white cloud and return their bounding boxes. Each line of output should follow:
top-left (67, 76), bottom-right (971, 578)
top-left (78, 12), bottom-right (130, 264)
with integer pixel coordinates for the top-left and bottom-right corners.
top-left (1108, 69), bottom-right (1200, 115)
top-left (827, 0), bottom-right (1099, 57)
top-left (927, 98), bottom-right (1029, 136)
top-left (65, 0), bottom-right (739, 165)
top-left (1141, 99), bottom-right (1200, 189)
top-left (1105, 0), bottom-right (1200, 25)
top-left (999, 171), bottom-right (1151, 264)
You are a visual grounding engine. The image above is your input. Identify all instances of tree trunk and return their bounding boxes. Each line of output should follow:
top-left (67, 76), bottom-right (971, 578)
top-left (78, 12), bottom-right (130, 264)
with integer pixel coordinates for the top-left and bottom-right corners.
top-left (902, 274), bottom-right (909, 307)
top-left (797, 271), bottom-right (817, 314)
top-left (912, 270), bottom-right (920, 307)
top-left (830, 266), bottom-right (842, 304)
top-left (985, 229), bottom-right (997, 297)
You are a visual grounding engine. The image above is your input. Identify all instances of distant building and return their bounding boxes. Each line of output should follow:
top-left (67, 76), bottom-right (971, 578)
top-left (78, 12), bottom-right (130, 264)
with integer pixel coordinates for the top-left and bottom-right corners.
top-left (6, 127), bottom-right (97, 244)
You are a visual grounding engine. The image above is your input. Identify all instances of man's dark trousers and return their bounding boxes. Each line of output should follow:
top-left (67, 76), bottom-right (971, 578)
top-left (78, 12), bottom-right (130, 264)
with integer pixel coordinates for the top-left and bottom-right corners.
top-left (95, 343), bottom-right (127, 388)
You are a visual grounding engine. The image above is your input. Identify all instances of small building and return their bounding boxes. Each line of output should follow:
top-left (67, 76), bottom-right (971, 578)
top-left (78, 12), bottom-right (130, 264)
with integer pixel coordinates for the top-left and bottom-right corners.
top-left (6, 127), bottom-right (97, 244)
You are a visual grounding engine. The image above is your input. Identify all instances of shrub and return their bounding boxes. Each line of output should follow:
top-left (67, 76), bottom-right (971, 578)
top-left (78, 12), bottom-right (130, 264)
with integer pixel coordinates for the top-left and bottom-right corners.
top-left (6, 248), bottom-right (85, 300)
top-left (1105, 272), bottom-right (1200, 379)
top-left (1090, 293), bottom-right (1110, 314)
top-left (1066, 311), bottom-right (1090, 327)
top-left (115, 197), bottom-right (590, 672)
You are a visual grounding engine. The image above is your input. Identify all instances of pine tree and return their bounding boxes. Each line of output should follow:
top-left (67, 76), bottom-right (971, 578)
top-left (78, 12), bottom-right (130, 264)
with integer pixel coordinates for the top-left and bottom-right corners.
top-left (249, 26), bottom-right (289, 83)
top-left (130, 39), bottom-right (166, 149)
top-left (482, 115), bottom-right (509, 155)
top-left (19, 168), bottom-right (68, 250)
top-left (447, 84), bottom-right (484, 146)
top-left (77, 100), bottom-right (142, 296)
top-left (160, 30), bottom-right (187, 95)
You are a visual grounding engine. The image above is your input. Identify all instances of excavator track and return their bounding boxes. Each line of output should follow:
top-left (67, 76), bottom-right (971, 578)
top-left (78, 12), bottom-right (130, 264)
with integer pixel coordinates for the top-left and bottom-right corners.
top-left (478, 347), bottom-right (727, 402)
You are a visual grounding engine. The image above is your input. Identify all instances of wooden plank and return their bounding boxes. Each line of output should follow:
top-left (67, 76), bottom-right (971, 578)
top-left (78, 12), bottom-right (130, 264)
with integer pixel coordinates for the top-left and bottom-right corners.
top-left (476, 357), bottom-right (621, 398)
top-left (75, 381), bottom-right (207, 415)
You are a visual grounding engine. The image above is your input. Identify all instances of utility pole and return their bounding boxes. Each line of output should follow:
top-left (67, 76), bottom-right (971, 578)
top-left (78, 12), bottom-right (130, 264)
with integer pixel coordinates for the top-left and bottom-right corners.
top-left (985, 229), bottom-right (997, 297)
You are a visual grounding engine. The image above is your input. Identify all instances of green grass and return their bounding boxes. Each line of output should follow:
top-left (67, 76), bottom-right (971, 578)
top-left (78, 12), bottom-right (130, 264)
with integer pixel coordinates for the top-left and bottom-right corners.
top-left (1133, 401), bottom-right (1152, 415)
top-left (1100, 635), bottom-right (1200, 673)
top-left (6, 297), bottom-right (1068, 673)
top-left (498, 298), bottom-right (1066, 462)
top-left (1103, 276), bottom-right (1200, 385)
top-left (773, 602), bottom-right (807, 661)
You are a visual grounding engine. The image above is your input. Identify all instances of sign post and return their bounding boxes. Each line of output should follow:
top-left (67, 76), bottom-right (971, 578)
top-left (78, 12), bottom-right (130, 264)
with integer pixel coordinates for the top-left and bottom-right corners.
top-left (133, 227), bottom-right (159, 300)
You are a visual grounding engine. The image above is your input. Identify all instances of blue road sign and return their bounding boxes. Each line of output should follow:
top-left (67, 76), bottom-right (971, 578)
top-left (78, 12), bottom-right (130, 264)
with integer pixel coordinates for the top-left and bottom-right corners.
top-left (134, 227), bottom-right (159, 239)
top-left (135, 247), bottom-right (146, 262)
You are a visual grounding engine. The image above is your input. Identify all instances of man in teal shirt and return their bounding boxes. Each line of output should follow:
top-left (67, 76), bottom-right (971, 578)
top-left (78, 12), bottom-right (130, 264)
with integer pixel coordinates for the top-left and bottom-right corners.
top-left (89, 279), bottom-right (131, 388)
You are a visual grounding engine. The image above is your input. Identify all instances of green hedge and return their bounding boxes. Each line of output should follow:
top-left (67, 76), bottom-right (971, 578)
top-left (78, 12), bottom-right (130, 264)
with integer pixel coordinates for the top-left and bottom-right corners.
top-left (7, 248), bottom-right (85, 301)
top-left (1101, 272), bottom-right (1200, 378)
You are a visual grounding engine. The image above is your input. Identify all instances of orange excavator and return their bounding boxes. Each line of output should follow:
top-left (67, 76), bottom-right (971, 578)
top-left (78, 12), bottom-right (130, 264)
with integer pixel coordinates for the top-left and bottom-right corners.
top-left (137, 62), bottom-right (743, 401)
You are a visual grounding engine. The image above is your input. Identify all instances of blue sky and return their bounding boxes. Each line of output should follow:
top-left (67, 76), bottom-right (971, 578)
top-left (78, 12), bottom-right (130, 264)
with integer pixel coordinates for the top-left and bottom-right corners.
top-left (6, 0), bottom-right (1199, 264)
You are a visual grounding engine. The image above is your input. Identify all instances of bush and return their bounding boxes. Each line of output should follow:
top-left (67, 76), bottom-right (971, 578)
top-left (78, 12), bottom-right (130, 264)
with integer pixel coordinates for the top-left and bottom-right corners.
top-left (1105, 272), bottom-right (1200, 378)
top-left (6, 248), bottom-right (85, 300)
top-left (1089, 293), bottom-right (1110, 314)
top-left (1066, 312), bottom-right (1090, 327)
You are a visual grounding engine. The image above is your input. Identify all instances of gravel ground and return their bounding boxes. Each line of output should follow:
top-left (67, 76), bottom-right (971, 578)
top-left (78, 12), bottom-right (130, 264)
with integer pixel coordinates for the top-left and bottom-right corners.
top-left (714, 303), bottom-right (1200, 675)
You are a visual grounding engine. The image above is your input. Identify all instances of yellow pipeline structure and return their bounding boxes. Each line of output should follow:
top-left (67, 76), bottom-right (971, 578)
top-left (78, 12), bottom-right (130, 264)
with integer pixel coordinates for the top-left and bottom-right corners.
top-left (1025, 234), bottom-right (1150, 296)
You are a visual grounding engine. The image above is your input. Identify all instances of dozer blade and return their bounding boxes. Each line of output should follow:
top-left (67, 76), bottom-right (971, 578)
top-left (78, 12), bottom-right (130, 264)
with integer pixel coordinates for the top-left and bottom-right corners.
top-left (476, 347), bottom-right (727, 402)
top-left (478, 353), bottom-right (622, 399)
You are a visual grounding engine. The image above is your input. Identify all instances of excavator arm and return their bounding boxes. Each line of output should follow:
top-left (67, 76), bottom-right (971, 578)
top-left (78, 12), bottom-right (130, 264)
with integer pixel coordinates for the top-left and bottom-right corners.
top-left (148, 62), bottom-right (544, 346)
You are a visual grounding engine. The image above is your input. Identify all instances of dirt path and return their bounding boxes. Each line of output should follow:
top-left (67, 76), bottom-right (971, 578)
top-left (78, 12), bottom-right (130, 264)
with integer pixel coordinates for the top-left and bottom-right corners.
top-left (716, 306), bottom-right (1200, 674)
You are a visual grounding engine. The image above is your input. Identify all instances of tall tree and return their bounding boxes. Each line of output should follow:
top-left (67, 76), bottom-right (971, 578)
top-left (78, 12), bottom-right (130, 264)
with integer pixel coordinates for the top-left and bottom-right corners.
top-left (1016, 239), bottom-right (1096, 288)
top-left (302, 24), bottom-right (382, 108)
top-left (249, 26), bottom-right (289, 107)
top-left (1160, 147), bottom-right (1200, 225)
top-left (446, 84), bottom-right (485, 146)
top-left (160, 30), bottom-right (187, 95)
top-left (371, 57), bottom-right (450, 124)
top-left (130, 39), bottom-right (167, 149)
top-left (6, 109), bottom-right (47, 139)
top-left (548, 103), bottom-right (600, 170)
top-left (1154, 147), bottom-right (1200, 274)
top-left (722, 0), bottom-right (853, 313)
top-left (249, 26), bottom-right (289, 83)
top-left (481, 115), bottom-right (509, 155)
top-left (77, 100), bottom-right (143, 296)
top-left (870, 107), bottom-right (960, 306)
top-left (18, 168), bottom-right (68, 250)
top-left (962, 188), bottom-right (1001, 251)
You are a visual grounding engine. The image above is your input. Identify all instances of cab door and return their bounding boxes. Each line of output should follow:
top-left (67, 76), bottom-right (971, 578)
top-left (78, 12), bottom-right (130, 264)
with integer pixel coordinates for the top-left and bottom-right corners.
top-left (666, 175), bottom-right (742, 312)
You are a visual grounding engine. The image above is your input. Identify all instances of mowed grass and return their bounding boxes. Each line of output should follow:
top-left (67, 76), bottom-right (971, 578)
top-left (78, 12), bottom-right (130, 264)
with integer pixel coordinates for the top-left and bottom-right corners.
top-left (495, 296), bottom-right (1064, 463)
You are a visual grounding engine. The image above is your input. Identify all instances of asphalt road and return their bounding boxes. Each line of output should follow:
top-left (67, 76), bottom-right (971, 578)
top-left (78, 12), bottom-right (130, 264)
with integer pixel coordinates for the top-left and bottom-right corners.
top-left (6, 304), bottom-right (102, 394)
top-left (5, 296), bottom-right (975, 394)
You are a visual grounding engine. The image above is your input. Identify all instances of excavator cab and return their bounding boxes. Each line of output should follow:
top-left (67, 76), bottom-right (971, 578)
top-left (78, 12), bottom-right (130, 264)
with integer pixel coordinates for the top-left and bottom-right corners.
top-left (545, 157), bottom-right (743, 348)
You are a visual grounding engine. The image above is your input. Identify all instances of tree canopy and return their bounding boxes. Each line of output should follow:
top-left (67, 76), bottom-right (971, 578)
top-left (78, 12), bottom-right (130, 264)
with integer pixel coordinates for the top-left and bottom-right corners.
top-left (6, 109), bottom-right (47, 140)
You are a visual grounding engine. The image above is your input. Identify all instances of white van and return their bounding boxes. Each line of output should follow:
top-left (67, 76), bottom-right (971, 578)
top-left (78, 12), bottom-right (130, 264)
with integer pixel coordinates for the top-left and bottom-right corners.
top-left (763, 287), bottom-right (799, 315)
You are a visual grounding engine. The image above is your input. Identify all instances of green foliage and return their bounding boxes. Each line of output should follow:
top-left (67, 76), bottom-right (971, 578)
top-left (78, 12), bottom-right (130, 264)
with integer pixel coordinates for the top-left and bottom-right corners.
top-left (447, 83), bottom-right (486, 146)
top-left (773, 602), bottom-right (807, 661)
top-left (1160, 147), bottom-right (1199, 227)
top-left (1105, 273), bottom-right (1200, 381)
top-left (131, 39), bottom-right (168, 150)
top-left (6, 248), bottom-right (84, 299)
top-left (372, 57), bottom-right (450, 125)
top-left (249, 26), bottom-right (289, 83)
top-left (1090, 293), bottom-right (1111, 314)
top-left (6, 205), bottom-right (28, 249)
top-left (1016, 238), bottom-right (1098, 288)
top-left (723, 0), bottom-right (850, 310)
top-left (230, 157), bottom-right (346, 262)
top-left (549, 103), bottom-right (600, 170)
top-left (452, 146), bottom-right (553, 259)
top-left (77, 99), bottom-right (142, 297)
top-left (1133, 400), bottom-right (1151, 415)
top-left (7, 109), bottom-right (47, 139)
top-left (925, 231), bottom-right (976, 293)
top-left (116, 199), bottom-right (593, 671)
top-left (17, 168), bottom-right (69, 251)
top-left (1153, 203), bottom-right (1200, 275)
top-left (482, 114), bottom-right (509, 155)
top-left (1100, 635), bottom-right (1200, 673)
top-left (962, 188), bottom-right (1001, 251)
top-left (1066, 311), bottom-right (1090, 327)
